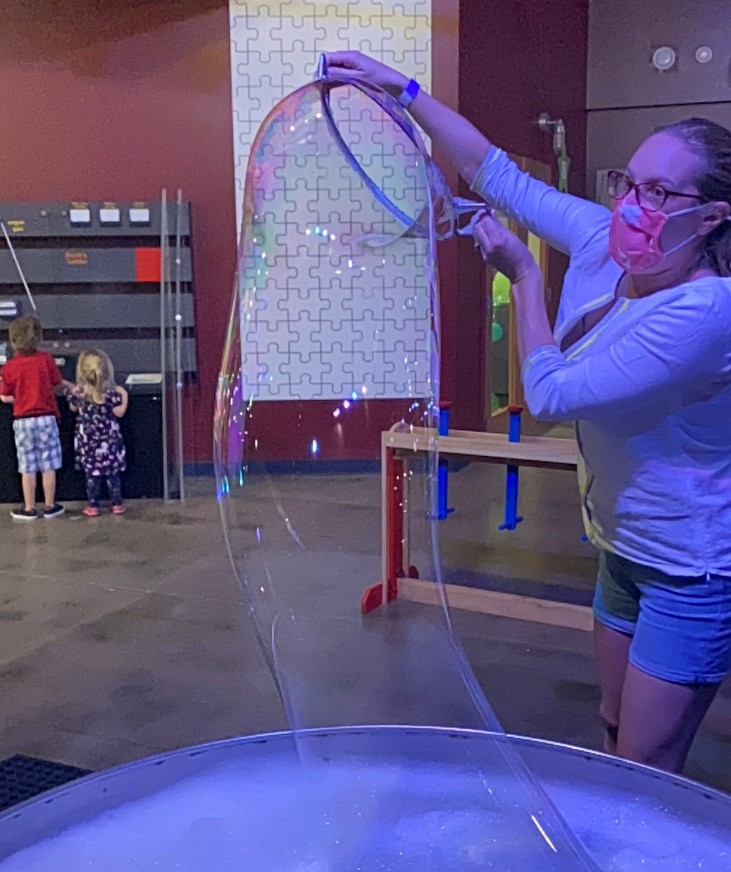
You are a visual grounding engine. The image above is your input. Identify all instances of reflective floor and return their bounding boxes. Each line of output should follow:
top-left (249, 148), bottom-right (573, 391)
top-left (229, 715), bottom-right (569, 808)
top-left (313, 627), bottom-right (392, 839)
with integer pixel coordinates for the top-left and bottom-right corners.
top-left (0, 464), bottom-right (729, 792)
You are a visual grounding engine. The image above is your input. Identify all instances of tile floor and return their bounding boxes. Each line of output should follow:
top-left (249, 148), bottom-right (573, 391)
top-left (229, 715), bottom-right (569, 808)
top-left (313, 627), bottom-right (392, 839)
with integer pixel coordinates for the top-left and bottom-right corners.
top-left (0, 463), bottom-right (729, 794)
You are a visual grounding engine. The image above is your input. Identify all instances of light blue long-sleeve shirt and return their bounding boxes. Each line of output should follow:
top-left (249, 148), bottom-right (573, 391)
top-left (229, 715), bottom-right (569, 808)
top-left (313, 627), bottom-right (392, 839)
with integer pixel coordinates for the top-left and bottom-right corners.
top-left (472, 148), bottom-right (731, 576)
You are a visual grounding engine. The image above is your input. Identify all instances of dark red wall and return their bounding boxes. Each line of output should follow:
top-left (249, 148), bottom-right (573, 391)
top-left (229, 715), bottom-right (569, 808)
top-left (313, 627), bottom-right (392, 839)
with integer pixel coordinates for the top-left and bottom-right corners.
top-left (0, 0), bottom-right (236, 464)
top-left (454, 0), bottom-right (588, 430)
top-left (0, 0), bottom-right (588, 458)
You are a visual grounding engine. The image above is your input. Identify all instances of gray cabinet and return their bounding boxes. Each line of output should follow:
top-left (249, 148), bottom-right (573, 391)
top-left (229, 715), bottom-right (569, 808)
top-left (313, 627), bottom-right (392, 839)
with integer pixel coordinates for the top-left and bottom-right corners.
top-left (588, 0), bottom-right (731, 110)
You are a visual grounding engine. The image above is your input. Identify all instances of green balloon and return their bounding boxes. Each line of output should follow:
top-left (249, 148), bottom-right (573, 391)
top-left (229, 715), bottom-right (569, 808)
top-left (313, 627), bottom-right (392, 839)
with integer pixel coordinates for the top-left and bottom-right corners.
top-left (492, 321), bottom-right (504, 342)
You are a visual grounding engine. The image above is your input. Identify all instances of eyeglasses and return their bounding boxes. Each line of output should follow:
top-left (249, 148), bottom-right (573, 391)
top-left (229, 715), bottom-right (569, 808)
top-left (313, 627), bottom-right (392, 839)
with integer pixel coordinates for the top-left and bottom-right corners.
top-left (607, 171), bottom-right (704, 212)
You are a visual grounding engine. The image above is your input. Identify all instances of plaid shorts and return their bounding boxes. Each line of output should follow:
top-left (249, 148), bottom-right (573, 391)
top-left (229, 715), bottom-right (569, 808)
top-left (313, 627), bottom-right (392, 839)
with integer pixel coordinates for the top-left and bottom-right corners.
top-left (13, 416), bottom-right (62, 474)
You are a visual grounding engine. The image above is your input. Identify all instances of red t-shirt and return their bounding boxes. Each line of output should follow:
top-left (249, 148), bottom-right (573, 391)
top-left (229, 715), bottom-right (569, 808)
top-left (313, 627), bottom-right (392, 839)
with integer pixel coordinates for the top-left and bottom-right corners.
top-left (0, 352), bottom-right (63, 419)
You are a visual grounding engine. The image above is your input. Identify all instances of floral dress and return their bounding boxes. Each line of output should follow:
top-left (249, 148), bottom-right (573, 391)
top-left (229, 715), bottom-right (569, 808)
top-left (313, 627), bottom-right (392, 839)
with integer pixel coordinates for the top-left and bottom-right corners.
top-left (70, 390), bottom-right (126, 477)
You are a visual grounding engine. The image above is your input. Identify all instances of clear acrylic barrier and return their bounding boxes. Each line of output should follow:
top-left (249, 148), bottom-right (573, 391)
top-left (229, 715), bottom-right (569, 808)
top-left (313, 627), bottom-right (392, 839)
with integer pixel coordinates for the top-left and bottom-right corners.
top-left (215, 77), bottom-right (601, 870)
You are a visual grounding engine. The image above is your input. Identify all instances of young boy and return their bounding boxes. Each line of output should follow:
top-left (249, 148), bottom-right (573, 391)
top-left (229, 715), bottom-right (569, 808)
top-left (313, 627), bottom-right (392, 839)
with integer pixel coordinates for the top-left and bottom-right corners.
top-left (0, 316), bottom-right (71, 520)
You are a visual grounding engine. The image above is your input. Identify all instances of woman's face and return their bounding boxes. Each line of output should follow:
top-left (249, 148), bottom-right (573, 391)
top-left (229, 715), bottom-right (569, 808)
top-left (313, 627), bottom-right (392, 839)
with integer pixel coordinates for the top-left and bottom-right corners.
top-left (626, 132), bottom-right (704, 214)
top-left (625, 133), bottom-right (708, 258)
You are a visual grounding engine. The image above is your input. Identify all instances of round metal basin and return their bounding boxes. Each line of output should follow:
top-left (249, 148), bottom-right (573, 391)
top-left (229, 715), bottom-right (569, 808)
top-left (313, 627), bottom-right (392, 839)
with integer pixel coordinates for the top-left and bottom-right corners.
top-left (0, 727), bottom-right (729, 870)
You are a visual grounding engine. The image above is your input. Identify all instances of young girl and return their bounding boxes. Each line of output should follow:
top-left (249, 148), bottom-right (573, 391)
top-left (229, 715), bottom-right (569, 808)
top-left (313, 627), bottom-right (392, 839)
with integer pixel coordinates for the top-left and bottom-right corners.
top-left (69, 350), bottom-right (128, 517)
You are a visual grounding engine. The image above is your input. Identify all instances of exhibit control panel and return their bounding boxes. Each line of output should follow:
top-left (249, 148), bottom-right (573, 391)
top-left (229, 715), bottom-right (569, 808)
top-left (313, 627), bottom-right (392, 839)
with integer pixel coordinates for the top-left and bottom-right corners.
top-left (0, 199), bottom-right (196, 381)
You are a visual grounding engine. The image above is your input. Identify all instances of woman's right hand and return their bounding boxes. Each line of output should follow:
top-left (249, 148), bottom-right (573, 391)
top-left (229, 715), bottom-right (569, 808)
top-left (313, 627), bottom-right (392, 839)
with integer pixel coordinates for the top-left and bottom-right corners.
top-left (472, 212), bottom-right (539, 284)
top-left (325, 51), bottom-right (408, 95)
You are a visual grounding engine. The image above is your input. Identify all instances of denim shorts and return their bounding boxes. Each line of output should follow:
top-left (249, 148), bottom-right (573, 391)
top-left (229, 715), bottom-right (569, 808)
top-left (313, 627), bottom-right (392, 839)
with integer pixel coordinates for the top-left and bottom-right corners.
top-left (13, 415), bottom-right (62, 474)
top-left (593, 550), bottom-right (731, 685)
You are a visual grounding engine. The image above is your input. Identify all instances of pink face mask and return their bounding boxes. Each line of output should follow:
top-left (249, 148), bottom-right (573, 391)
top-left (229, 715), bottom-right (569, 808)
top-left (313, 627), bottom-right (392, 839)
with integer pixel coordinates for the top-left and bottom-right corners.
top-left (609, 199), bottom-right (706, 273)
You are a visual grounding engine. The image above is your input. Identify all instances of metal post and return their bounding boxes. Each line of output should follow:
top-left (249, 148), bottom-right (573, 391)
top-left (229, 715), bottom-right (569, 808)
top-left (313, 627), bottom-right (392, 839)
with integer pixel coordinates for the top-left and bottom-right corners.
top-left (174, 189), bottom-right (185, 501)
top-left (160, 190), bottom-right (170, 502)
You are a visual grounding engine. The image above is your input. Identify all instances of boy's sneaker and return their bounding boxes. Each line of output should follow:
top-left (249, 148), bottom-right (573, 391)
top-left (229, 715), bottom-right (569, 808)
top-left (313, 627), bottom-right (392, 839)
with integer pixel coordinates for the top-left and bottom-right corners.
top-left (43, 504), bottom-right (65, 519)
top-left (10, 508), bottom-right (38, 521)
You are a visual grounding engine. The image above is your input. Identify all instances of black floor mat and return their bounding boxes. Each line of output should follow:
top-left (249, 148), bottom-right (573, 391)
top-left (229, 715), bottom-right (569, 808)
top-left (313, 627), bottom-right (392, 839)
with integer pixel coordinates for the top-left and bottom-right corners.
top-left (0, 755), bottom-right (91, 813)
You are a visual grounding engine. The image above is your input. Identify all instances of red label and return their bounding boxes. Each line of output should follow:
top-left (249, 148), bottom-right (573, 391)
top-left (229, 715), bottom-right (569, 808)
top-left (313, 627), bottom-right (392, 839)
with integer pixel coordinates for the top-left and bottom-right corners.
top-left (135, 248), bottom-right (161, 283)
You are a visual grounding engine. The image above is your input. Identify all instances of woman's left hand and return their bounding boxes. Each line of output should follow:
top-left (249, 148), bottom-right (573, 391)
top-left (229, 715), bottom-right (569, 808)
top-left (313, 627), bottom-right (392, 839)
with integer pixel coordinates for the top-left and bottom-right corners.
top-left (472, 211), bottom-right (539, 284)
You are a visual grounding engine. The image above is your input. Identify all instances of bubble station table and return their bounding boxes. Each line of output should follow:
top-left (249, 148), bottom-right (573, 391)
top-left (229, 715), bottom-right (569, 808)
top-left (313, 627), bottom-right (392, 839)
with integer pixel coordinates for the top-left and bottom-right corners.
top-left (1, 66), bottom-right (729, 871)
top-left (0, 728), bottom-right (729, 871)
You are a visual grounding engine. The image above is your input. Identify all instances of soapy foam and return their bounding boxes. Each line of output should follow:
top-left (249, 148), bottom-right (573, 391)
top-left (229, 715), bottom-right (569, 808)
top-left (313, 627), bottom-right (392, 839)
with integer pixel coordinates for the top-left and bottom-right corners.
top-left (0, 758), bottom-right (729, 871)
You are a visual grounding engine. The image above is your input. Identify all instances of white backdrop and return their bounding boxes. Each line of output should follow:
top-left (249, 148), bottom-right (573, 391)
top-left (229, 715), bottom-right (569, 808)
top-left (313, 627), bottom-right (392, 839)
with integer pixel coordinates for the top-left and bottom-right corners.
top-left (229, 0), bottom-right (434, 402)
top-left (229, 0), bottom-right (432, 227)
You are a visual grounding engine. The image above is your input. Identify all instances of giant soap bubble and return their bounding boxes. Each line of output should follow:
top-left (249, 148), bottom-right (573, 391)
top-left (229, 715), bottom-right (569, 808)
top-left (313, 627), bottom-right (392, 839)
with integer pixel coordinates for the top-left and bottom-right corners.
top-left (215, 67), bottom-right (601, 870)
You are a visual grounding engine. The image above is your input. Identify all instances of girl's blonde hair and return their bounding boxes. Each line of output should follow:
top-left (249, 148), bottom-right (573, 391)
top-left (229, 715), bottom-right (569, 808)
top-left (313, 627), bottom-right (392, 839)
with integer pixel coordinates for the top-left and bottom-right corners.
top-left (76, 349), bottom-right (115, 404)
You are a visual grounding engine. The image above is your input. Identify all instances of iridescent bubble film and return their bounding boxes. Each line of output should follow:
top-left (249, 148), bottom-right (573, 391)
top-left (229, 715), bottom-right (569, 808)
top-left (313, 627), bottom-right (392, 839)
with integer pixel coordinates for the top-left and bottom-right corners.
top-left (214, 77), bottom-right (600, 871)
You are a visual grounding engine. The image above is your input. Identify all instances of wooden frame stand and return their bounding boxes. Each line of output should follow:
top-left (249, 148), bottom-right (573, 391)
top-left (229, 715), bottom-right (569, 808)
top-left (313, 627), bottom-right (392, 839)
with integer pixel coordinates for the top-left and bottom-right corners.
top-left (361, 426), bottom-right (592, 631)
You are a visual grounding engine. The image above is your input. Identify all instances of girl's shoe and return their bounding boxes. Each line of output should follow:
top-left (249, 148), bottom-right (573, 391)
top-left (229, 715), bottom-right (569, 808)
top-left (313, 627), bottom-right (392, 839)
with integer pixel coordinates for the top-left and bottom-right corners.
top-left (112, 504), bottom-right (126, 515)
top-left (83, 506), bottom-right (100, 518)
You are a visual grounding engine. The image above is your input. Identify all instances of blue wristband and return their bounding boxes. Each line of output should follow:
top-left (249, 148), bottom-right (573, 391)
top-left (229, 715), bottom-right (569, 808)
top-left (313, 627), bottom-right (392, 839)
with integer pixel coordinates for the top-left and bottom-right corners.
top-left (398, 78), bottom-right (421, 109)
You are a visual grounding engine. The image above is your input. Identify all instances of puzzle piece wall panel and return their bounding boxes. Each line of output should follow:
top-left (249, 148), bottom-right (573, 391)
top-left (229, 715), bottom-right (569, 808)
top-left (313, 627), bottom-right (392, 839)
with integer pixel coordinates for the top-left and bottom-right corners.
top-left (238, 83), bottom-right (433, 402)
top-left (229, 1), bottom-right (432, 222)
top-left (229, 1), bottom-right (433, 402)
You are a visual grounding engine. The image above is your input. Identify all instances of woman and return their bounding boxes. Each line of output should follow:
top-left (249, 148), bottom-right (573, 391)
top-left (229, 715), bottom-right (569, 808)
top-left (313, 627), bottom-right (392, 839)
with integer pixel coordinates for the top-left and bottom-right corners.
top-left (327, 51), bottom-right (731, 774)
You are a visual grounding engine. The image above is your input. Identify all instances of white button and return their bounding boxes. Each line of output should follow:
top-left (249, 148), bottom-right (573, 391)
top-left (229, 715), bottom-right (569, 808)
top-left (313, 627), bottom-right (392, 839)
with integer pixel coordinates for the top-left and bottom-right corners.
top-left (652, 46), bottom-right (676, 71)
top-left (129, 208), bottom-right (150, 224)
top-left (99, 208), bottom-right (121, 224)
top-left (695, 46), bottom-right (713, 64)
top-left (69, 208), bottom-right (91, 224)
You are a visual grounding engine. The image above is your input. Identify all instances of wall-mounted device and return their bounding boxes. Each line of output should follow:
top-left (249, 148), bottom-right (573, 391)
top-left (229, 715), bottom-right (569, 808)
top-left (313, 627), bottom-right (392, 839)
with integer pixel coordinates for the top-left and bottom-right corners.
top-left (538, 113), bottom-right (570, 193)
top-left (0, 200), bottom-right (195, 378)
